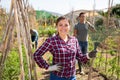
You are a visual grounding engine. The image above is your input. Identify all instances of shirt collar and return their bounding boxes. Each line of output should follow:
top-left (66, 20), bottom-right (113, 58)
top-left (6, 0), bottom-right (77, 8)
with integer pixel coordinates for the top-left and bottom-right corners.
top-left (56, 34), bottom-right (72, 40)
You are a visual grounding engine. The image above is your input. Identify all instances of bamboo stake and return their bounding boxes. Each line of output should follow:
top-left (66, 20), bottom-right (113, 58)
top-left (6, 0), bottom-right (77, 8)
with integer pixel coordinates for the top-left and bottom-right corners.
top-left (2, 0), bottom-right (14, 42)
top-left (117, 50), bottom-right (120, 80)
top-left (105, 0), bottom-right (112, 76)
top-left (0, 0), bottom-right (14, 53)
top-left (107, 0), bottom-right (111, 28)
top-left (18, 1), bottom-right (37, 80)
top-left (17, 0), bottom-right (37, 79)
top-left (17, 6), bottom-right (32, 80)
top-left (0, 0), bottom-right (14, 77)
top-left (22, 25), bottom-right (32, 80)
top-left (23, 0), bottom-right (29, 10)
top-left (14, 0), bottom-right (25, 79)
top-left (17, 1), bottom-right (33, 79)
top-left (0, 0), bottom-right (37, 79)
top-left (116, 50), bottom-right (119, 80)
top-left (88, 0), bottom-right (96, 80)
top-left (0, 21), bottom-right (14, 78)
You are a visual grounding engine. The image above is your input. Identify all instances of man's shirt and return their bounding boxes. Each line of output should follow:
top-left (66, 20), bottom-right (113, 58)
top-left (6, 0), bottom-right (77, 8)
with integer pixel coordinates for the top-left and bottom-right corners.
top-left (74, 22), bottom-right (88, 41)
top-left (74, 22), bottom-right (95, 42)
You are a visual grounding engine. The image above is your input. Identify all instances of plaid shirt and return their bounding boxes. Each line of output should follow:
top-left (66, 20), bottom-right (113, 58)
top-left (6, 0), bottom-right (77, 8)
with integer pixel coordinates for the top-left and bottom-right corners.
top-left (33, 34), bottom-right (89, 78)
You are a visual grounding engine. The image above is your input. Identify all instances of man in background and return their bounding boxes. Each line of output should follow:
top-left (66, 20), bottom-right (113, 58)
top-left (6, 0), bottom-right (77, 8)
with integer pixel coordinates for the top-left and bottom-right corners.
top-left (74, 12), bottom-right (96, 74)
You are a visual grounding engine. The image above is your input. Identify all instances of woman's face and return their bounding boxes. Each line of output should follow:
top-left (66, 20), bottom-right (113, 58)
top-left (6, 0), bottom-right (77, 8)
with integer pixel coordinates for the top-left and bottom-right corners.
top-left (57, 19), bottom-right (70, 36)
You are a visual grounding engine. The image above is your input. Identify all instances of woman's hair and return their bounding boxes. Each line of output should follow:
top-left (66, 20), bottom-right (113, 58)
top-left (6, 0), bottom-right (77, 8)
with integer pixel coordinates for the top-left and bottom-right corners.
top-left (56, 16), bottom-right (70, 26)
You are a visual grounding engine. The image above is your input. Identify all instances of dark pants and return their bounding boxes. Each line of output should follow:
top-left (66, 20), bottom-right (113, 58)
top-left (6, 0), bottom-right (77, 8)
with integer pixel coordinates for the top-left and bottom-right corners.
top-left (50, 72), bottom-right (76, 80)
top-left (31, 36), bottom-right (38, 49)
top-left (78, 41), bottom-right (88, 72)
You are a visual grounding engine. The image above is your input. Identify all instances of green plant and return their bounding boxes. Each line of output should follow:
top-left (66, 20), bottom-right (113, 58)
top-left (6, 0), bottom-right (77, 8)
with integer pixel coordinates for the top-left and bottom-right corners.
top-left (2, 48), bottom-right (20, 80)
top-left (95, 18), bottom-right (103, 27)
top-left (2, 46), bottom-right (30, 80)
top-left (39, 26), bottom-right (56, 37)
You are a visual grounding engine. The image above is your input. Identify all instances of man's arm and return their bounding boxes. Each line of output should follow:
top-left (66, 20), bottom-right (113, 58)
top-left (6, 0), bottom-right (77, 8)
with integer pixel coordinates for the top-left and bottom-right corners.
top-left (86, 21), bottom-right (96, 32)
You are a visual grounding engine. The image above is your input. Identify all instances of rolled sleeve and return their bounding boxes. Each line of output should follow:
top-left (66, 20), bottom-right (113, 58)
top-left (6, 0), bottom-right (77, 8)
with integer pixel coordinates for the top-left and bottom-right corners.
top-left (33, 38), bottom-right (52, 69)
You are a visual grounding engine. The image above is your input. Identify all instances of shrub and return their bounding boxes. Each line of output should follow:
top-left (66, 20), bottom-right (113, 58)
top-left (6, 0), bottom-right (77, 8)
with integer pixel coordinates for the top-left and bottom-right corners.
top-left (2, 48), bottom-right (20, 80)
top-left (38, 26), bottom-right (56, 37)
top-left (2, 46), bottom-right (29, 80)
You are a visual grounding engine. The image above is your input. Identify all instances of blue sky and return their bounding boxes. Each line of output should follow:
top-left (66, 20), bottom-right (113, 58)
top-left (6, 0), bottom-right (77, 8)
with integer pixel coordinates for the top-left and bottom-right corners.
top-left (0, 0), bottom-right (120, 14)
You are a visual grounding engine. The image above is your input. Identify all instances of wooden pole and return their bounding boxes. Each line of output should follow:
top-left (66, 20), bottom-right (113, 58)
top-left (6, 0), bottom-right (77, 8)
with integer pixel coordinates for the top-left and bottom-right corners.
top-left (105, 0), bottom-right (111, 76)
top-left (17, 5), bottom-right (32, 80)
top-left (17, 0), bottom-right (37, 79)
top-left (17, 1), bottom-right (33, 80)
top-left (0, 0), bottom-right (37, 79)
top-left (2, 0), bottom-right (14, 42)
top-left (14, 0), bottom-right (25, 79)
top-left (88, 0), bottom-right (96, 80)
top-left (0, 0), bottom-right (14, 78)
top-left (0, 20), bottom-right (14, 78)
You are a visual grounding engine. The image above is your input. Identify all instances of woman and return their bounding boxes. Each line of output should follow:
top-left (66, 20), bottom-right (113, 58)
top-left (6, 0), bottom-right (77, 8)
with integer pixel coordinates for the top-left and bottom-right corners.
top-left (33, 16), bottom-right (97, 80)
